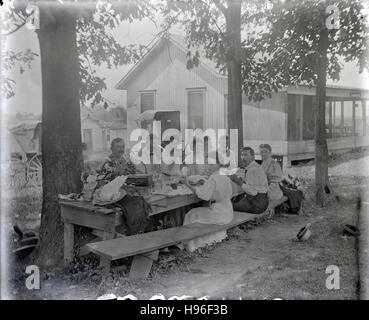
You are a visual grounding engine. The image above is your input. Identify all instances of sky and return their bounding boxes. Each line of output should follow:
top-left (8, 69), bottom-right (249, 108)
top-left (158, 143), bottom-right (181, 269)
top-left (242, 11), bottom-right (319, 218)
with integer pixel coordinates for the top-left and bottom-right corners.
top-left (1, 10), bottom-right (369, 116)
top-left (2, 17), bottom-right (164, 115)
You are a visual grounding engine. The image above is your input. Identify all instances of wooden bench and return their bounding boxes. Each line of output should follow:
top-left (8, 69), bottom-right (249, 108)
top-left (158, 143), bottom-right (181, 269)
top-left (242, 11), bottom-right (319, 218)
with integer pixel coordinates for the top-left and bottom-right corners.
top-left (84, 197), bottom-right (287, 278)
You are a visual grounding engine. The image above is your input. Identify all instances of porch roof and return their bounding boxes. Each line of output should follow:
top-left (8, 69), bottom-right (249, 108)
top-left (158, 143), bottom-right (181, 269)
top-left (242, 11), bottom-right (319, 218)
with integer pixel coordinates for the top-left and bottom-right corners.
top-left (283, 84), bottom-right (369, 100)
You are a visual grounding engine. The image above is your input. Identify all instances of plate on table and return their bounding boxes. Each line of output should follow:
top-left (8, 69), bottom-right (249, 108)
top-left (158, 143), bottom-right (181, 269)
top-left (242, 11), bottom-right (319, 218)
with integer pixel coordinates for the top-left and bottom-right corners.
top-left (187, 175), bottom-right (207, 186)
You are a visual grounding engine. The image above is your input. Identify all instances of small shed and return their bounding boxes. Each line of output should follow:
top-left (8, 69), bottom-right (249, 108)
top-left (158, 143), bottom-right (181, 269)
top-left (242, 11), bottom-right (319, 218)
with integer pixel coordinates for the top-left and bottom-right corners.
top-left (81, 105), bottom-right (127, 159)
top-left (1, 127), bottom-right (27, 162)
top-left (8, 120), bottom-right (42, 160)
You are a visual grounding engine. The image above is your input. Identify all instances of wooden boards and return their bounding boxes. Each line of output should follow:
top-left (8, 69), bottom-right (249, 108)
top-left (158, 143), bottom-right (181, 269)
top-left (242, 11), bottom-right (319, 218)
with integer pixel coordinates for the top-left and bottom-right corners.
top-left (85, 211), bottom-right (269, 261)
top-left (59, 199), bottom-right (114, 215)
top-left (61, 205), bottom-right (116, 233)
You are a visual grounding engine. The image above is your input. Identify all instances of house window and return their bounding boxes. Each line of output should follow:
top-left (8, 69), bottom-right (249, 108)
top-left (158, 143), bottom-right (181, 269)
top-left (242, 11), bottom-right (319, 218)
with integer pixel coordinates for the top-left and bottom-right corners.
top-left (140, 91), bottom-right (156, 113)
top-left (83, 129), bottom-right (93, 151)
top-left (187, 89), bottom-right (205, 130)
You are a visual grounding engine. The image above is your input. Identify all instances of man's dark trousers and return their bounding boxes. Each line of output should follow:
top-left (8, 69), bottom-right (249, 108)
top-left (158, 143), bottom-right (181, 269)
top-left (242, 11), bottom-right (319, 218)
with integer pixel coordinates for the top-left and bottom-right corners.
top-left (232, 193), bottom-right (269, 214)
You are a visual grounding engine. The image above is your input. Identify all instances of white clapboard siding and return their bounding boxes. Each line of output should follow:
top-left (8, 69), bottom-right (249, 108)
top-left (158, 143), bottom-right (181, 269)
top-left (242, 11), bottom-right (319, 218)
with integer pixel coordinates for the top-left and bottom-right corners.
top-left (125, 41), bottom-right (227, 145)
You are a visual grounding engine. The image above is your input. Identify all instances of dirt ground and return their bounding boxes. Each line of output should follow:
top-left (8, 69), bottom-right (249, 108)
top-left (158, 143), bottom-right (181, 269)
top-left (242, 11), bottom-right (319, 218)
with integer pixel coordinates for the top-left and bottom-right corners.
top-left (4, 148), bottom-right (368, 300)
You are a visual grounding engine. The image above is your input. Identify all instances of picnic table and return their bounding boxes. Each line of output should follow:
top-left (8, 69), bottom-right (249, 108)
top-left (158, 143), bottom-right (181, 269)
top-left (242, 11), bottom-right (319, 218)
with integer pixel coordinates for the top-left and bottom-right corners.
top-left (60, 186), bottom-right (288, 278)
top-left (59, 192), bottom-right (201, 265)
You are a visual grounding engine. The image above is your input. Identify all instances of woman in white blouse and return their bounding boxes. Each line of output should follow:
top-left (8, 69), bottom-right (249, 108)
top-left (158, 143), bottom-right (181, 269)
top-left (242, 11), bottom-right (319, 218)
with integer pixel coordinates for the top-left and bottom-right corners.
top-left (180, 158), bottom-right (234, 252)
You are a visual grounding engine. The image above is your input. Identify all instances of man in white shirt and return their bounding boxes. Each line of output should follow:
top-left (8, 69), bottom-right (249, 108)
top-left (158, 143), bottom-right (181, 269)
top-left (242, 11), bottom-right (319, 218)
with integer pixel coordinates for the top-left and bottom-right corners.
top-left (230, 147), bottom-right (269, 214)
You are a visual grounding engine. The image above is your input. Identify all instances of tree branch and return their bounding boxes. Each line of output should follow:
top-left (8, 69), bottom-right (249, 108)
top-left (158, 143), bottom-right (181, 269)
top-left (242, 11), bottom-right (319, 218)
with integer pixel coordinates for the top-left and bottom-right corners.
top-left (213, 0), bottom-right (228, 17)
top-left (2, 20), bottom-right (27, 36)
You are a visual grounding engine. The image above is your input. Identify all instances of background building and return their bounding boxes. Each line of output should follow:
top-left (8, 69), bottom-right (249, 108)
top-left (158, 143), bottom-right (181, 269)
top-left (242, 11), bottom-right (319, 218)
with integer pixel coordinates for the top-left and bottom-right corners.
top-left (116, 34), bottom-right (369, 166)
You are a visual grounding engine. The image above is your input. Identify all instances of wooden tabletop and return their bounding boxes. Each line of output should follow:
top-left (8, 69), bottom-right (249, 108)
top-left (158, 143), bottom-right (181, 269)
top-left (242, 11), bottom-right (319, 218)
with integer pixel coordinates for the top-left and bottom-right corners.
top-left (58, 199), bottom-right (115, 215)
top-left (59, 192), bottom-right (201, 217)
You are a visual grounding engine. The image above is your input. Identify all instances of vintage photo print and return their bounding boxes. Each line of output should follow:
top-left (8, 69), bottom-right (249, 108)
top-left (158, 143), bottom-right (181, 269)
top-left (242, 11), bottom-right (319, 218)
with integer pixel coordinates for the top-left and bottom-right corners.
top-left (1, 0), bottom-right (369, 303)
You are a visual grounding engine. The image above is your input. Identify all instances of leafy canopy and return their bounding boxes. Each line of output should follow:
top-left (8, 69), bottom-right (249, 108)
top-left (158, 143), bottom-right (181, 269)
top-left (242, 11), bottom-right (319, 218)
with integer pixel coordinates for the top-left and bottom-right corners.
top-left (257, 0), bottom-right (369, 89)
top-left (1, 0), bottom-right (155, 106)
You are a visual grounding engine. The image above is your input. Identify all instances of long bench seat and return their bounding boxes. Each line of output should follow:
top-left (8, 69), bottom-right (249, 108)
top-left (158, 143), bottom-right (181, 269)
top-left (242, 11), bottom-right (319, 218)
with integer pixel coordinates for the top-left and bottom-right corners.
top-left (84, 197), bottom-right (287, 278)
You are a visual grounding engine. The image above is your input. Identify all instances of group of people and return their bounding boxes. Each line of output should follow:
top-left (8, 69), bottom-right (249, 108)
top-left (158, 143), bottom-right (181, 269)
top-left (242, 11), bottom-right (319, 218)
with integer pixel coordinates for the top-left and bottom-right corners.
top-left (84, 136), bottom-right (236, 187)
top-left (180, 144), bottom-right (286, 251)
top-left (83, 137), bottom-right (295, 252)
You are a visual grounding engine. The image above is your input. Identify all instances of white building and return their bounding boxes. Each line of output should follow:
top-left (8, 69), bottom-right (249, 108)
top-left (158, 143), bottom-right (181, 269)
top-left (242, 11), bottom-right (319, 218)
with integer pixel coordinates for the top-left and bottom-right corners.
top-left (115, 34), bottom-right (369, 165)
top-left (81, 105), bottom-right (127, 160)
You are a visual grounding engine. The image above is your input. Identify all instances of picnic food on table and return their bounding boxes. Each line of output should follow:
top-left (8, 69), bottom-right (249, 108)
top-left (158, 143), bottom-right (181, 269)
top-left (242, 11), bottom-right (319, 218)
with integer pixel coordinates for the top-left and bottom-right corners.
top-left (187, 175), bottom-right (207, 186)
top-left (93, 175), bottom-right (127, 205)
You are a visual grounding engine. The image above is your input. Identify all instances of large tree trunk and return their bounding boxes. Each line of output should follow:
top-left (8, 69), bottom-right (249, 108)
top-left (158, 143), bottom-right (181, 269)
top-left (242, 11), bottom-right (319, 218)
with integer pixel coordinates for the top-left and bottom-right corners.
top-left (226, 0), bottom-right (243, 163)
top-left (315, 27), bottom-right (330, 206)
top-left (35, 5), bottom-right (83, 267)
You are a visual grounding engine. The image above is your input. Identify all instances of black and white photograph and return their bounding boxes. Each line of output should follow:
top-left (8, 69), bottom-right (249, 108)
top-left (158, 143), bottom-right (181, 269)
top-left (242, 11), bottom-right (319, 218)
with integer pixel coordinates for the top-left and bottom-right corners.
top-left (0, 0), bottom-right (369, 302)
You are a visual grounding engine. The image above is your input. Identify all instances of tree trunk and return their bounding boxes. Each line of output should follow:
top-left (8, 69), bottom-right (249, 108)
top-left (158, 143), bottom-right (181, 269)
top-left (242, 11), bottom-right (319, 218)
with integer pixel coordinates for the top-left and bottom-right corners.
top-left (226, 0), bottom-right (243, 163)
top-left (35, 5), bottom-right (83, 267)
top-left (315, 27), bottom-right (329, 206)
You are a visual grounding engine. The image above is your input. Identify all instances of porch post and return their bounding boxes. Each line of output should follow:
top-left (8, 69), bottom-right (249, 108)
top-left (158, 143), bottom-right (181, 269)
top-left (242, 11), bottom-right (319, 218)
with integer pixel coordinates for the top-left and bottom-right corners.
top-left (353, 100), bottom-right (356, 136)
top-left (363, 100), bottom-right (367, 136)
top-left (299, 95), bottom-right (303, 140)
top-left (341, 99), bottom-right (344, 136)
top-left (329, 98), bottom-right (333, 138)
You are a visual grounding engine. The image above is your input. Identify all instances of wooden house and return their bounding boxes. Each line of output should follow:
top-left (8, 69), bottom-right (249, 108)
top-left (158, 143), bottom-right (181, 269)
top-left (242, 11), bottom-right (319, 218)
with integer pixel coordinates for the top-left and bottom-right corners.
top-left (115, 34), bottom-right (369, 166)
top-left (81, 105), bottom-right (127, 160)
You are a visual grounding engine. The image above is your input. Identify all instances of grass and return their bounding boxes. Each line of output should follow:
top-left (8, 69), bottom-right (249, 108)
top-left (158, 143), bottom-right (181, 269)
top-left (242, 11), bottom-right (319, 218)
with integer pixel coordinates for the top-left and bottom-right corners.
top-left (5, 148), bottom-right (367, 299)
top-left (6, 188), bottom-right (42, 230)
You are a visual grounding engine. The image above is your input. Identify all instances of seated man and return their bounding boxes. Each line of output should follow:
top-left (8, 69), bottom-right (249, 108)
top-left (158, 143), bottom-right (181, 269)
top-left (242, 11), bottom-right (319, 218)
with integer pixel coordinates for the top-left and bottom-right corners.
top-left (98, 138), bottom-right (140, 183)
top-left (230, 147), bottom-right (269, 214)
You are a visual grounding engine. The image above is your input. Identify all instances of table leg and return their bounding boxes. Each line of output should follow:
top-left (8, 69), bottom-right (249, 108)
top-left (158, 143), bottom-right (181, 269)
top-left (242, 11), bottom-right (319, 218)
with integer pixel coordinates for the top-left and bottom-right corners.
top-left (64, 222), bottom-right (74, 266)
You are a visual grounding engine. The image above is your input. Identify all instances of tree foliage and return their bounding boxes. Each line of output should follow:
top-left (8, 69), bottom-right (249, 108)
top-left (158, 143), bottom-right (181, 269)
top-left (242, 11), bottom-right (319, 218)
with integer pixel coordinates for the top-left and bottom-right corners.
top-left (257, 0), bottom-right (369, 205)
top-left (76, 0), bottom-right (151, 106)
top-left (258, 0), bottom-right (369, 89)
top-left (1, 0), bottom-right (153, 106)
top-left (159, 0), bottom-right (278, 102)
top-left (1, 49), bottom-right (38, 98)
top-left (1, 1), bottom-right (38, 98)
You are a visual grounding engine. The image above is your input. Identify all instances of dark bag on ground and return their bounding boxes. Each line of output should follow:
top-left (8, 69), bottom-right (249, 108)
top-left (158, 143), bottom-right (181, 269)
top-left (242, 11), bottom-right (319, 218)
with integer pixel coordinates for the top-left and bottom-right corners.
top-left (279, 184), bottom-right (304, 214)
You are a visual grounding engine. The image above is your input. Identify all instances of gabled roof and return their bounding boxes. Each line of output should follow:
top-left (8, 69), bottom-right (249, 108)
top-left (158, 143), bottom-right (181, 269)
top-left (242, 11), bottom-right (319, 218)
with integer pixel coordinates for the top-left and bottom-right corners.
top-left (115, 34), bottom-right (226, 90)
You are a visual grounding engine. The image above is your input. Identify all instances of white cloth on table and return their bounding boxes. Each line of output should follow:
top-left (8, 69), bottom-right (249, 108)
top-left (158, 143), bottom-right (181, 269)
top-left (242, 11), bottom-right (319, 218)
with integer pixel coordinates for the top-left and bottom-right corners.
top-left (183, 171), bottom-right (234, 252)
